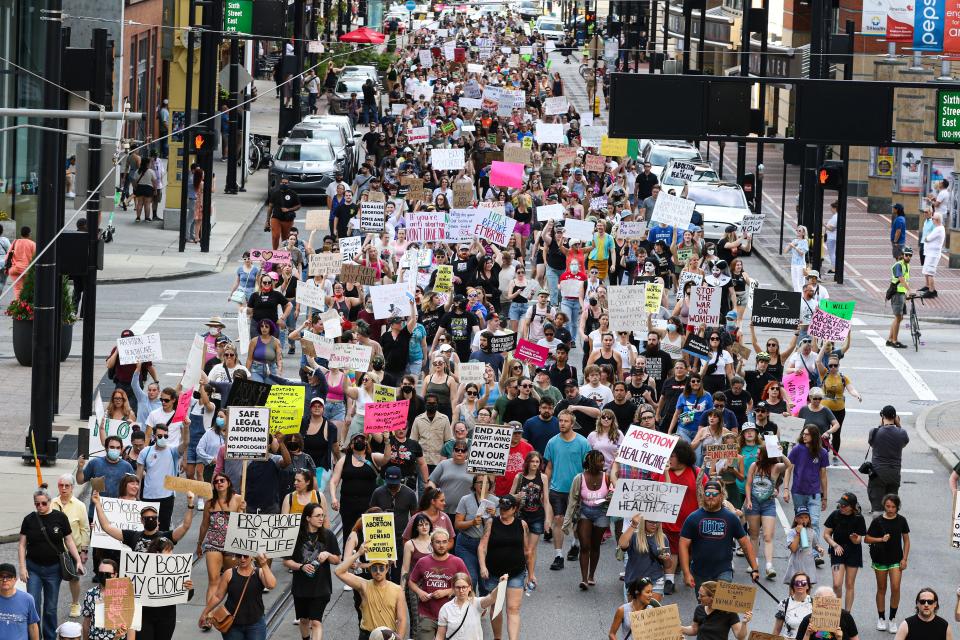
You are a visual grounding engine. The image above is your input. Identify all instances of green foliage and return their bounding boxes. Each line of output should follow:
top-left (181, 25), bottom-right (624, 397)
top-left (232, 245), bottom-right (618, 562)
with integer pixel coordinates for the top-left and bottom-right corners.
top-left (5, 261), bottom-right (77, 324)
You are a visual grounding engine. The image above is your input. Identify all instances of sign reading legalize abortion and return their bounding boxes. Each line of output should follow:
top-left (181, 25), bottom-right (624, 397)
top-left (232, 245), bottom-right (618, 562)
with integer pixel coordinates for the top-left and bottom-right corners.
top-left (615, 426), bottom-right (679, 474)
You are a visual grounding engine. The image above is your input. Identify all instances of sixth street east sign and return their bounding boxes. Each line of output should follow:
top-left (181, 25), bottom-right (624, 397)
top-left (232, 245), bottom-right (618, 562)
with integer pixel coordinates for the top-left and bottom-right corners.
top-left (224, 0), bottom-right (253, 33)
top-left (936, 89), bottom-right (960, 142)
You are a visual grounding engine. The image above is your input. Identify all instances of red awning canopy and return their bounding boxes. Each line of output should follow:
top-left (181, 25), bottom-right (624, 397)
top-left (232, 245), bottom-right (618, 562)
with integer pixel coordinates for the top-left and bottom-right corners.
top-left (339, 27), bottom-right (386, 44)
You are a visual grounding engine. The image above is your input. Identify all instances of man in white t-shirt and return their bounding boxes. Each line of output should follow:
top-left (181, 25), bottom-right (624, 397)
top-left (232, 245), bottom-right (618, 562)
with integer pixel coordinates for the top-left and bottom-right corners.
top-left (137, 423), bottom-right (178, 530)
top-left (579, 365), bottom-right (614, 406)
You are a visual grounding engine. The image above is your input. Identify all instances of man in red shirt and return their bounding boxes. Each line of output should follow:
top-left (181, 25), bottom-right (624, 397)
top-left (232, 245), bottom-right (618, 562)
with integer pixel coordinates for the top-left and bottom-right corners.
top-left (495, 422), bottom-right (533, 497)
top-left (408, 529), bottom-right (468, 640)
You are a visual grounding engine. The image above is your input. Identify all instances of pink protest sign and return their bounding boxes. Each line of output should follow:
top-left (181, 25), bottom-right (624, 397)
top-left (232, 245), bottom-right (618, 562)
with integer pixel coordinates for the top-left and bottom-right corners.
top-left (514, 339), bottom-right (549, 367)
top-left (249, 249), bottom-right (291, 264)
top-left (489, 161), bottom-right (525, 189)
top-left (172, 388), bottom-right (193, 424)
top-left (781, 371), bottom-right (809, 416)
top-left (807, 309), bottom-right (851, 342)
top-left (364, 400), bottom-right (410, 434)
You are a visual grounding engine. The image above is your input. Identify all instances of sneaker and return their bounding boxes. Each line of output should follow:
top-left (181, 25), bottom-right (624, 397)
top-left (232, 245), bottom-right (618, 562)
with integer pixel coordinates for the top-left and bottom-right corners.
top-left (888, 620), bottom-right (898, 634)
top-left (543, 530), bottom-right (553, 543)
top-left (919, 286), bottom-right (929, 291)
top-left (567, 545), bottom-right (580, 561)
top-left (814, 555), bottom-right (825, 568)
top-left (765, 566), bottom-right (777, 580)
top-left (66, 192), bottom-right (76, 199)
top-left (877, 618), bottom-right (887, 631)
top-left (292, 618), bottom-right (300, 626)
top-left (288, 346), bottom-right (296, 355)
top-left (343, 584), bottom-right (353, 591)
top-left (550, 556), bottom-right (564, 571)
top-left (886, 340), bottom-right (897, 347)
top-left (893, 341), bottom-right (908, 349)
top-left (926, 290), bottom-right (938, 298)
top-left (832, 455), bottom-right (839, 466)
top-left (735, 546), bottom-right (745, 557)
top-left (196, 498), bottom-right (205, 512)
top-left (70, 603), bottom-right (80, 618)
top-left (663, 579), bottom-right (675, 595)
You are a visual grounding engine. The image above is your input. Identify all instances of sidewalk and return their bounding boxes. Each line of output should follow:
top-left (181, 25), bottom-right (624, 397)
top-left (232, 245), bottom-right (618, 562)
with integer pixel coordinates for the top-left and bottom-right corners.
top-left (915, 400), bottom-right (960, 472)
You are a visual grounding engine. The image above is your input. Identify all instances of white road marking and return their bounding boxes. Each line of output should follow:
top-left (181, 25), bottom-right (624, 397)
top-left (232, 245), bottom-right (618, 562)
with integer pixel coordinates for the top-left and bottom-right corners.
top-left (844, 408), bottom-right (914, 415)
top-left (775, 499), bottom-right (791, 535)
top-left (827, 466), bottom-right (933, 474)
top-left (851, 318), bottom-right (866, 326)
top-left (129, 304), bottom-right (166, 335)
top-left (154, 317), bottom-right (224, 322)
top-left (849, 366), bottom-right (960, 374)
top-left (860, 330), bottom-right (938, 401)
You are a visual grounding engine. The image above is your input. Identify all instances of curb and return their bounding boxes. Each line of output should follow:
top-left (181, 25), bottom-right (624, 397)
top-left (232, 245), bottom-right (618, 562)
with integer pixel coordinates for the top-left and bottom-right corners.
top-left (913, 400), bottom-right (959, 473)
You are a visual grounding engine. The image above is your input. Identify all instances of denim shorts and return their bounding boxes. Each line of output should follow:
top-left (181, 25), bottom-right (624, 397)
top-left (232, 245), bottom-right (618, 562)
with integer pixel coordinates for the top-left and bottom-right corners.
top-left (509, 301), bottom-right (529, 322)
top-left (745, 497), bottom-right (777, 517)
top-left (186, 414), bottom-right (206, 464)
top-left (521, 512), bottom-right (545, 534)
top-left (580, 503), bottom-right (610, 528)
top-left (324, 400), bottom-right (346, 422)
top-left (483, 569), bottom-right (527, 592)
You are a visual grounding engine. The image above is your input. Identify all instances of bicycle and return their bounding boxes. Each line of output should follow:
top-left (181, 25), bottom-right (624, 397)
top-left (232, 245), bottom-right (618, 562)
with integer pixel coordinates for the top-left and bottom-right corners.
top-left (246, 134), bottom-right (272, 174)
top-left (906, 293), bottom-right (924, 351)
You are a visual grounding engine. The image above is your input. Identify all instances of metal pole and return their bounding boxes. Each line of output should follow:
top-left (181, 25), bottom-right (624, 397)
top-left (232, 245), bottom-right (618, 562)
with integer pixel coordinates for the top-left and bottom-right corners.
top-left (178, 0), bottom-right (196, 253)
top-left (755, 0), bottom-right (769, 216)
top-left (80, 28), bottom-right (109, 421)
top-left (198, 0), bottom-right (222, 253)
top-left (779, 155), bottom-right (787, 253)
top-left (241, 37), bottom-right (253, 192)
top-left (736, 2), bottom-right (750, 184)
top-left (648, 0), bottom-right (658, 73)
top-left (225, 35), bottom-right (240, 194)
top-left (681, 2), bottom-right (692, 73)
top-left (834, 19), bottom-right (855, 284)
top-left (662, 0), bottom-right (669, 67)
top-left (0, 108), bottom-right (141, 120)
top-left (697, 0), bottom-right (706, 73)
top-left (29, 0), bottom-right (64, 462)
top-left (53, 27), bottom-right (69, 417)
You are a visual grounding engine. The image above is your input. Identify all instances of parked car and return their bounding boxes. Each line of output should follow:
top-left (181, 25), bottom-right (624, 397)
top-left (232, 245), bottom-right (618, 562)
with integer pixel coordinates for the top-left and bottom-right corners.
top-left (268, 140), bottom-right (341, 197)
top-left (287, 123), bottom-right (359, 180)
top-left (535, 16), bottom-right (564, 39)
top-left (683, 182), bottom-right (752, 240)
top-left (641, 140), bottom-right (704, 179)
top-left (658, 159), bottom-right (719, 187)
top-left (329, 74), bottom-right (380, 116)
top-left (517, 0), bottom-right (541, 18)
top-left (301, 114), bottom-right (363, 171)
top-left (341, 65), bottom-right (381, 89)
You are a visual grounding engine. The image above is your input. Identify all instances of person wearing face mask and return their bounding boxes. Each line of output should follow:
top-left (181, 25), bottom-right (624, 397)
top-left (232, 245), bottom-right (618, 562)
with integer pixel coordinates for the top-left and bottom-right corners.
top-left (136, 423), bottom-right (180, 531)
top-left (558, 258), bottom-right (587, 338)
top-left (269, 177), bottom-right (301, 249)
top-left (195, 413), bottom-right (225, 482)
top-left (410, 396), bottom-right (453, 475)
top-left (80, 559), bottom-right (133, 640)
top-left (75, 435), bottom-right (135, 503)
top-left (91, 488), bottom-right (195, 552)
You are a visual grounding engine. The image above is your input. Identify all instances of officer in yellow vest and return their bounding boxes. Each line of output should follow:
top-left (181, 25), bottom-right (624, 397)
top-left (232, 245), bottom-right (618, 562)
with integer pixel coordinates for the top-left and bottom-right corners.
top-left (886, 246), bottom-right (913, 349)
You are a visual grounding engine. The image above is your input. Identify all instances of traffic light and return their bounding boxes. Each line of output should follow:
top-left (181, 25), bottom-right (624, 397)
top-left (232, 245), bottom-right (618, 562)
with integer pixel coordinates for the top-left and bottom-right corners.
top-left (585, 10), bottom-right (595, 35)
top-left (740, 172), bottom-right (755, 206)
top-left (193, 128), bottom-right (216, 156)
top-left (818, 160), bottom-right (844, 190)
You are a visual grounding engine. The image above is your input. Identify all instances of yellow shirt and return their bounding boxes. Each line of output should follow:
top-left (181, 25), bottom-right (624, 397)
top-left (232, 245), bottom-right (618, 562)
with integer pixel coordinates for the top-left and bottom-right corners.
top-left (360, 578), bottom-right (404, 632)
top-left (821, 372), bottom-right (849, 412)
top-left (52, 495), bottom-right (90, 550)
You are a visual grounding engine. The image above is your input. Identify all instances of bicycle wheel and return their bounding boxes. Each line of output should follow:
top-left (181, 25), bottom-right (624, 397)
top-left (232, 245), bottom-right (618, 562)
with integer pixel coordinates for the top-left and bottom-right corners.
top-left (247, 142), bottom-right (261, 175)
top-left (910, 307), bottom-right (921, 351)
top-left (579, 64), bottom-right (589, 80)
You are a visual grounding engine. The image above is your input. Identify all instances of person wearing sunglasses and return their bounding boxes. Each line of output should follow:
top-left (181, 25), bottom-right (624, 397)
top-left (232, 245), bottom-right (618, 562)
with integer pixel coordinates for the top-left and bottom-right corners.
top-left (892, 589), bottom-right (949, 640)
top-left (283, 503), bottom-right (341, 640)
top-left (245, 274), bottom-right (292, 339)
top-left (427, 439), bottom-right (472, 521)
top-left (773, 572), bottom-right (814, 639)
top-left (336, 544), bottom-right (407, 640)
top-left (815, 353), bottom-right (862, 463)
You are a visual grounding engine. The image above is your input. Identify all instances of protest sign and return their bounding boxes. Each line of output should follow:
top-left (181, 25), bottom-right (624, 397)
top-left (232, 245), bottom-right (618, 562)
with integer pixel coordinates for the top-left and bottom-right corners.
top-left (606, 479), bottom-right (687, 523)
top-left (116, 333), bottom-right (162, 365)
top-left (445, 208), bottom-right (477, 243)
top-left (544, 95), bottom-right (569, 115)
top-left (559, 279), bottom-right (583, 298)
top-left (171, 387), bottom-right (192, 425)
top-left (364, 400), bottom-right (410, 434)
top-left (453, 180), bottom-right (474, 208)
top-left (360, 201), bottom-right (386, 231)
top-left (467, 424), bottom-right (514, 475)
top-left (371, 283), bottom-right (414, 319)
top-left (808, 309), bottom-right (851, 341)
top-left (741, 213), bottom-right (765, 235)
top-left (459, 362), bottom-right (485, 386)
top-left (502, 144), bottom-right (530, 166)
top-left (751, 289), bottom-right (801, 329)
top-left (402, 176), bottom-right (428, 202)
top-left (650, 192), bottom-right (696, 228)
top-left (952, 492), bottom-right (960, 548)
top-left (617, 221), bottom-right (647, 240)
top-left (180, 333), bottom-right (205, 390)
top-left (590, 196), bottom-right (608, 212)
top-left (600, 136), bottom-right (629, 157)
top-left (563, 218), bottom-right (595, 243)
top-left (514, 339), bottom-right (549, 366)
top-left (309, 252), bottom-right (342, 276)
top-left (432, 265), bottom-right (453, 293)
top-left (120, 551), bottom-right (192, 606)
top-left (303, 331), bottom-right (335, 359)
top-left (580, 125), bottom-right (605, 148)
top-left (223, 512), bottom-right (302, 558)
top-left (467, 63), bottom-right (484, 74)
top-left (407, 126), bottom-right (430, 145)
top-left (163, 475), bottom-right (214, 499)
top-left (102, 578), bottom-right (135, 628)
top-left (782, 371), bottom-right (810, 416)
top-left (584, 153), bottom-right (606, 173)
top-left (714, 581), bottom-right (757, 613)
top-left (482, 85), bottom-right (501, 109)
top-left (418, 49), bottom-right (432, 67)
top-left (534, 121), bottom-right (564, 144)
top-left (615, 426), bottom-right (679, 474)
top-left (472, 207), bottom-right (518, 245)
top-left (536, 203), bottom-right (565, 222)
top-left (373, 384), bottom-right (398, 402)
top-left (329, 343), bottom-right (373, 371)
top-left (362, 513), bottom-right (397, 561)
top-left (819, 299), bottom-right (855, 320)
top-left (493, 579), bottom-right (508, 619)
top-left (682, 334), bottom-right (712, 361)
top-left (407, 211), bottom-right (446, 243)
top-left (690, 285), bottom-right (721, 325)
top-left (704, 443), bottom-right (739, 460)
top-left (763, 434), bottom-right (783, 459)
top-left (645, 283), bottom-right (664, 313)
top-left (811, 596), bottom-right (842, 631)
top-left (88, 418), bottom-right (135, 458)
top-left (91, 499), bottom-right (161, 551)
top-left (459, 96), bottom-right (482, 110)
top-left (430, 148), bottom-right (465, 171)
top-left (295, 279), bottom-right (326, 310)
top-left (390, 102), bottom-right (405, 115)
top-left (676, 271), bottom-right (703, 301)
top-left (225, 378), bottom-right (271, 408)
top-left (249, 249), bottom-right (290, 264)
top-left (265, 385), bottom-right (305, 435)
top-left (748, 633), bottom-right (788, 640)
top-left (339, 236), bottom-right (363, 260)
top-left (630, 603), bottom-right (682, 640)
top-left (667, 161), bottom-right (697, 182)
top-left (557, 145), bottom-right (577, 167)
top-left (607, 286), bottom-right (647, 334)
top-left (490, 333), bottom-right (518, 353)
top-left (305, 210), bottom-right (325, 231)
top-left (489, 161), bottom-right (525, 189)
top-left (340, 263), bottom-right (378, 286)
top-left (226, 407), bottom-right (270, 460)
top-left (320, 309), bottom-right (342, 338)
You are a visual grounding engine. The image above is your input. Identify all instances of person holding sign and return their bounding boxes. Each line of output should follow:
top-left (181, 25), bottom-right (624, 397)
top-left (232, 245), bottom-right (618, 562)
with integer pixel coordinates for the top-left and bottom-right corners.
top-left (794, 586), bottom-right (860, 640)
top-left (619, 516), bottom-right (671, 598)
top-left (336, 544), bottom-right (407, 640)
top-left (283, 503), bottom-right (341, 640)
top-left (196, 471), bottom-right (246, 630)
top-left (680, 580), bottom-right (753, 640)
top-left (478, 495), bottom-right (534, 640)
top-left (198, 552), bottom-right (276, 636)
top-left (92, 489), bottom-right (195, 552)
top-left (607, 577), bottom-right (662, 640)
top-left (79, 558), bottom-right (132, 640)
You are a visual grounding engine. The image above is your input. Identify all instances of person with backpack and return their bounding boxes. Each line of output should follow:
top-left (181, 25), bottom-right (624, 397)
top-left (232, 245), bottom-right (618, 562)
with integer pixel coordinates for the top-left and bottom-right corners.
top-left (520, 289), bottom-right (555, 343)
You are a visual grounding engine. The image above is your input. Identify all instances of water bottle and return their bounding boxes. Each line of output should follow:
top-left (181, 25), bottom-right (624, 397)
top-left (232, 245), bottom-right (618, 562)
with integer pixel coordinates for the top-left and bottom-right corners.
top-left (525, 581), bottom-right (536, 597)
top-left (800, 528), bottom-right (810, 549)
top-left (307, 560), bottom-right (320, 578)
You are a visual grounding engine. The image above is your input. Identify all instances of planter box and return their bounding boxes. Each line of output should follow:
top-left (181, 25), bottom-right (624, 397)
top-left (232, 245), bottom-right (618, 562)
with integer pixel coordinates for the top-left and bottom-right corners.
top-left (12, 319), bottom-right (74, 366)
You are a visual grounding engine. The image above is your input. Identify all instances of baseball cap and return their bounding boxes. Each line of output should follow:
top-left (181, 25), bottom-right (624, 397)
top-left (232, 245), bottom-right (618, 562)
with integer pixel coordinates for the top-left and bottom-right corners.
top-left (507, 421), bottom-right (523, 432)
top-left (309, 397), bottom-right (325, 407)
top-left (756, 351), bottom-right (771, 361)
top-left (754, 401), bottom-right (769, 411)
top-left (740, 422), bottom-right (758, 432)
top-left (0, 563), bottom-right (15, 577)
top-left (726, 310), bottom-right (738, 319)
top-left (794, 505), bottom-right (810, 516)
top-left (563, 378), bottom-right (579, 388)
top-left (704, 480), bottom-right (723, 493)
top-left (499, 494), bottom-right (519, 509)
top-left (534, 367), bottom-right (549, 376)
top-left (837, 492), bottom-right (859, 507)
top-left (57, 622), bottom-right (83, 639)
top-left (384, 466), bottom-right (402, 486)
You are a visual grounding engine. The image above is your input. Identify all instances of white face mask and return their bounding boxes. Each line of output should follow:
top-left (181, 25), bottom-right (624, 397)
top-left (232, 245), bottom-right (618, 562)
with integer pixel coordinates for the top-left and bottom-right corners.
top-left (570, 263), bottom-right (579, 273)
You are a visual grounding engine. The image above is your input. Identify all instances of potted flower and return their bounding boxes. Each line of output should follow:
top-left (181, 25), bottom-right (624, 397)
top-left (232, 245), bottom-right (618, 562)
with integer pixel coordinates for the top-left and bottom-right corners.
top-left (5, 266), bottom-right (77, 366)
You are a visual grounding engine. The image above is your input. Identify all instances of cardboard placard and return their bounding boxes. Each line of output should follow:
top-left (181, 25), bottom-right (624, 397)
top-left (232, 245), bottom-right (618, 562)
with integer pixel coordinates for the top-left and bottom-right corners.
top-left (329, 343), bottom-right (373, 371)
top-left (339, 236), bottom-right (363, 261)
top-left (120, 551), bottom-right (193, 606)
top-left (295, 279), bottom-right (327, 310)
top-left (677, 271), bottom-right (703, 301)
top-left (223, 512), bottom-right (302, 558)
top-left (584, 153), bottom-right (606, 173)
top-left (704, 443), bottom-right (739, 460)
top-left (560, 279), bottom-right (583, 298)
top-left (226, 407), bottom-right (271, 460)
top-left (163, 475), bottom-right (213, 499)
top-left (490, 333), bottom-right (518, 353)
top-left (305, 210), bottom-right (326, 231)
top-left (402, 176), bottom-right (427, 202)
top-left (534, 121), bottom-right (564, 144)
top-left (729, 341), bottom-right (751, 361)
top-left (265, 385), bottom-right (305, 435)
top-left (690, 285), bottom-right (721, 326)
top-left (434, 265), bottom-right (454, 292)
top-left (808, 309), bottom-right (852, 341)
top-left (359, 202), bottom-right (385, 233)
top-left (650, 192), bottom-right (695, 228)
top-left (557, 145), bottom-right (578, 167)
top-left (713, 581), bottom-right (757, 613)
top-left (536, 203), bottom-right (565, 222)
top-left (782, 371), bottom-right (810, 416)
top-left (90, 499), bottom-right (161, 551)
top-left (309, 252), bottom-right (342, 276)
top-left (102, 578), bottom-right (135, 628)
top-left (503, 144), bottom-right (532, 165)
top-left (748, 633), bottom-right (788, 640)
top-left (819, 299), bottom-right (855, 321)
top-left (751, 289), bottom-right (801, 329)
top-left (116, 333), bottom-right (163, 365)
top-left (362, 512), bottom-right (397, 561)
top-left (453, 180), bottom-right (474, 208)
top-left (371, 282), bottom-right (414, 320)
top-left (373, 384), bottom-right (398, 402)
top-left (617, 221), bottom-right (647, 240)
top-left (544, 95), bottom-right (569, 115)
top-left (763, 434), bottom-right (782, 458)
top-left (600, 136), bottom-right (629, 157)
top-left (249, 249), bottom-right (291, 264)
top-left (458, 362), bottom-right (485, 386)
top-left (563, 218), bottom-right (595, 243)
top-left (320, 309), bottom-right (342, 338)
top-left (340, 263), bottom-right (378, 286)
top-left (364, 400), bottom-right (410, 434)
top-left (88, 418), bottom-right (135, 458)
top-left (606, 479), bottom-right (687, 523)
top-left (430, 148), bottom-right (465, 171)
top-left (471, 208), bottom-right (517, 247)
top-left (407, 211), bottom-right (446, 243)
top-left (645, 283), bottom-right (664, 313)
top-left (811, 596), bottom-right (842, 631)
top-left (615, 426), bottom-right (679, 474)
top-left (630, 603), bottom-right (682, 640)
top-left (467, 424), bottom-right (514, 475)
top-left (514, 339), bottom-right (549, 366)
top-left (741, 213), bottom-right (765, 235)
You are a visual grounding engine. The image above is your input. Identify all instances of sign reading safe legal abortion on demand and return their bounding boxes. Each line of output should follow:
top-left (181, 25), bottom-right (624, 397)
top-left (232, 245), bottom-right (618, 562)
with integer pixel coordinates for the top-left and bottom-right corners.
top-left (226, 407), bottom-right (270, 460)
top-left (223, 512), bottom-right (302, 558)
top-left (606, 479), bottom-right (687, 523)
top-left (467, 425), bottom-right (514, 475)
top-left (615, 426), bottom-right (679, 475)
top-left (120, 550), bottom-right (193, 606)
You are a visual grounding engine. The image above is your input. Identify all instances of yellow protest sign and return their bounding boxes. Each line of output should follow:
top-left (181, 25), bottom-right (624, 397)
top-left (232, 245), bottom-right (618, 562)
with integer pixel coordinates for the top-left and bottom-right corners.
top-left (644, 282), bottom-right (663, 313)
top-left (522, 136), bottom-right (533, 149)
top-left (434, 265), bottom-right (453, 293)
top-left (374, 384), bottom-right (398, 402)
top-left (630, 603), bottom-right (682, 640)
top-left (713, 581), bottom-right (756, 613)
top-left (362, 512), bottom-right (397, 560)
top-left (265, 385), bottom-right (305, 434)
top-left (600, 136), bottom-right (629, 157)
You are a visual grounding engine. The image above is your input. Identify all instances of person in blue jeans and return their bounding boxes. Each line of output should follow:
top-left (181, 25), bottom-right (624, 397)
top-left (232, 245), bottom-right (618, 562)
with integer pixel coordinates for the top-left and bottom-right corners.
top-left (669, 375), bottom-right (714, 443)
top-left (18, 488), bottom-right (85, 640)
top-left (784, 425), bottom-right (830, 567)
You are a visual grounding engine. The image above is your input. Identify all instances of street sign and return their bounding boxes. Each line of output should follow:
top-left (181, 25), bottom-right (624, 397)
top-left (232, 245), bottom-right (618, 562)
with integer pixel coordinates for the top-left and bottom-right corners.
top-left (936, 89), bottom-right (960, 142)
top-left (219, 64), bottom-right (254, 90)
top-left (405, 0), bottom-right (416, 10)
top-left (224, 0), bottom-right (253, 34)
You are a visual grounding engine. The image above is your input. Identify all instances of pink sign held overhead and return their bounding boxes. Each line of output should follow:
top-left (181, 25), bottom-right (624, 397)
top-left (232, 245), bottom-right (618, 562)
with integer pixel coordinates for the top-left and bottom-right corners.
top-left (781, 371), bottom-right (810, 417)
top-left (172, 388), bottom-right (193, 425)
top-left (489, 161), bottom-right (525, 189)
top-left (514, 339), bottom-right (549, 367)
top-left (364, 400), bottom-right (410, 434)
